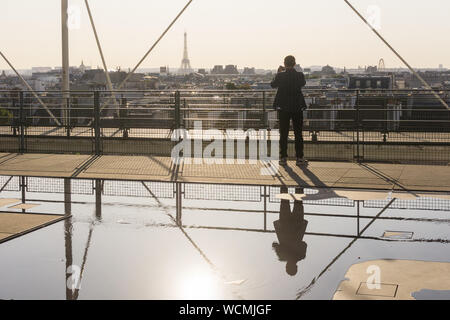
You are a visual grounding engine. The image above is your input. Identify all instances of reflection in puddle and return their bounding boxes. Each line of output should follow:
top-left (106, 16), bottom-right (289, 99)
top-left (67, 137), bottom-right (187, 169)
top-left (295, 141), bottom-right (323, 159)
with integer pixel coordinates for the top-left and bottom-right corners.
top-left (273, 187), bottom-right (308, 276)
top-left (178, 270), bottom-right (220, 300)
top-left (0, 176), bottom-right (450, 299)
top-left (412, 289), bottom-right (450, 300)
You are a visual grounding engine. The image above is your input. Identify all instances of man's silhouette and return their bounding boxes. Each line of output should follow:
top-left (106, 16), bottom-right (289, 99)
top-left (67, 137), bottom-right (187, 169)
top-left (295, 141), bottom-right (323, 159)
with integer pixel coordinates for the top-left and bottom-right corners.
top-left (271, 55), bottom-right (307, 166)
top-left (272, 186), bottom-right (308, 276)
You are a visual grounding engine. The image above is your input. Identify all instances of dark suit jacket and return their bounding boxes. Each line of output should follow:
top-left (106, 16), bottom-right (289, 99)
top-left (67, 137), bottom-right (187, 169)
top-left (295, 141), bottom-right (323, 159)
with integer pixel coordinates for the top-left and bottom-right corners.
top-left (271, 69), bottom-right (307, 112)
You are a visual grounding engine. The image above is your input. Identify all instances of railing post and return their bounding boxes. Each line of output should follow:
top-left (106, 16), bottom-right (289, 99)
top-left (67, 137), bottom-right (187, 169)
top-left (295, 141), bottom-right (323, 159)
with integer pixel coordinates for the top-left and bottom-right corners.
top-left (175, 182), bottom-right (182, 225)
top-left (11, 97), bottom-right (17, 137)
top-left (94, 91), bottom-right (101, 155)
top-left (355, 90), bottom-right (362, 162)
top-left (95, 179), bottom-right (102, 220)
top-left (120, 95), bottom-right (129, 138)
top-left (383, 98), bottom-right (388, 143)
top-left (183, 98), bottom-right (187, 128)
top-left (174, 91), bottom-right (181, 129)
top-left (19, 91), bottom-right (25, 153)
top-left (66, 97), bottom-right (71, 137)
top-left (263, 91), bottom-right (268, 129)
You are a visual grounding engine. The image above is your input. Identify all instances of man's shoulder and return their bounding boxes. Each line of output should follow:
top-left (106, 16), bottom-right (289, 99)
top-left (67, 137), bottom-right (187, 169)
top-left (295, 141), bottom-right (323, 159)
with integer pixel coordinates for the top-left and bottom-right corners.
top-left (276, 70), bottom-right (305, 82)
top-left (276, 71), bottom-right (294, 79)
top-left (287, 70), bottom-right (305, 77)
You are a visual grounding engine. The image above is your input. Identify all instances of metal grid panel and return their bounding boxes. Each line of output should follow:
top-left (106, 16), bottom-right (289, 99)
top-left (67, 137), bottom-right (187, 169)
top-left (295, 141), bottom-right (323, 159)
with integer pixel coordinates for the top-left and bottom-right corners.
top-left (71, 179), bottom-right (94, 195)
top-left (269, 186), bottom-right (355, 207)
top-left (365, 198), bottom-right (450, 212)
top-left (100, 91), bottom-right (176, 130)
top-left (357, 92), bottom-right (450, 164)
top-left (0, 91), bottom-right (21, 152)
top-left (0, 175), bottom-right (20, 191)
top-left (102, 180), bottom-right (174, 199)
top-left (26, 177), bottom-right (94, 195)
top-left (184, 183), bottom-right (262, 202)
top-left (1, 89), bottom-right (449, 164)
top-left (100, 91), bottom-right (176, 155)
top-left (180, 91), bottom-right (267, 130)
top-left (21, 91), bottom-right (95, 154)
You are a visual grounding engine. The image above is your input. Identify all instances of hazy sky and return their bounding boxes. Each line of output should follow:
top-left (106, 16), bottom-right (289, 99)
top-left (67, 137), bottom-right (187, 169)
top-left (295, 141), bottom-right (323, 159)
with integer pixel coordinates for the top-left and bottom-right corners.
top-left (1, 0), bottom-right (450, 70)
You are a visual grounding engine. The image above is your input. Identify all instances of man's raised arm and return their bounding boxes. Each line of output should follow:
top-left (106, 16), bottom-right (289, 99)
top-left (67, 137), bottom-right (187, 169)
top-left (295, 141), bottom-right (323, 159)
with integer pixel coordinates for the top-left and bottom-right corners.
top-left (271, 73), bottom-right (281, 88)
top-left (299, 72), bottom-right (306, 88)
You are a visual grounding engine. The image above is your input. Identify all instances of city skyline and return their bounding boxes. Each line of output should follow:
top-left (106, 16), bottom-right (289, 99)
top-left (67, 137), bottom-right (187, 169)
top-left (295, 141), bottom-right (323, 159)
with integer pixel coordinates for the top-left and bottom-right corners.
top-left (1, 0), bottom-right (450, 71)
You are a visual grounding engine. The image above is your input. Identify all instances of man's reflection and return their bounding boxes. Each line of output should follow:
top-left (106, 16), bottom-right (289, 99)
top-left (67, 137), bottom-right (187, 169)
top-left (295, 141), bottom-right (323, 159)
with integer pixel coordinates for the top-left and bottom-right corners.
top-left (273, 186), bottom-right (308, 276)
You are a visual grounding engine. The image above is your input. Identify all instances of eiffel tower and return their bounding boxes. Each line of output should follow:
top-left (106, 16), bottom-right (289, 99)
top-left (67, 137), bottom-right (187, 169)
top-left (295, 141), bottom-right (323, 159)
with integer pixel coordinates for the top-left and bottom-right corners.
top-left (179, 32), bottom-right (193, 75)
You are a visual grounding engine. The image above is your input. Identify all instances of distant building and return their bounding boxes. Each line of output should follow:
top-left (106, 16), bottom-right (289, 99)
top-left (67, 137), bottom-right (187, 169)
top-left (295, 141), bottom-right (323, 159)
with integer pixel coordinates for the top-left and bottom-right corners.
top-left (31, 70), bottom-right (60, 82)
top-left (348, 75), bottom-right (393, 89)
top-left (78, 61), bottom-right (85, 73)
top-left (31, 67), bottom-right (52, 73)
top-left (320, 77), bottom-right (348, 88)
top-left (321, 65), bottom-right (336, 76)
top-left (211, 65), bottom-right (224, 74)
top-left (29, 69), bottom-right (60, 91)
top-left (405, 71), bottom-right (450, 88)
top-left (160, 66), bottom-right (169, 75)
top-left (80, 69), bottom-right (104, 82)
top-left (28, 79), bottom-right (46, 91)
top-left (443, 81), bottom-right (450, 89)
top-left (224, 65), bottom-right (239, 75)
top-left (396, 80), bottom-right (406, 89)
top-left (365, 66), bottom-right (378, 74)
top-left (197, 68), bottom-right (207, 75)
top-left (179, 32), bottom-right (193, 75)
top-left (243, 67), bottom-right (256, 75)
top-left (143, 76), bottom-right (160, 90)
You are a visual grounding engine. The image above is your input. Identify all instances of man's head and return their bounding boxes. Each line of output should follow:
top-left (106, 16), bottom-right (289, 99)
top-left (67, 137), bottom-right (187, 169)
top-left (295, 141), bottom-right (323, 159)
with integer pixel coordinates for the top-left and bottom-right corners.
top-left (284, 55), bottom-right (296, 69)
top-left (286, 261), bottom-right (298, 276)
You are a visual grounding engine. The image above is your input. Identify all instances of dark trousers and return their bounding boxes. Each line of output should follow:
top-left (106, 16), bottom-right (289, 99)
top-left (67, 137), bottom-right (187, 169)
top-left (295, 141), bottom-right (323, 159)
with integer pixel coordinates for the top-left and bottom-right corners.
top-left (279, 111), bottom-right (304, 159)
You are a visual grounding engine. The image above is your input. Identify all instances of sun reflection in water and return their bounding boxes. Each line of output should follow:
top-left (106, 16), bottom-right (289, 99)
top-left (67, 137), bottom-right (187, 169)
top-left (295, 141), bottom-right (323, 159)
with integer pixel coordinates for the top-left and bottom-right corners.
top-left (178, 270), bottom-right (220, 300)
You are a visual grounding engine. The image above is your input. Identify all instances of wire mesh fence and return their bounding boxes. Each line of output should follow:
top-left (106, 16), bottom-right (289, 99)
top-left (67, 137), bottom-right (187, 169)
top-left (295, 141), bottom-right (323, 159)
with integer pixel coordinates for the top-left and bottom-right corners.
top-left (365, 197), bottom-right (450, 212)
top-left (184, 183), bottom-right (262, 202)
top-left (0, 91), bottom-right (21, 153)
top-left (268, 186), bottom-right (356, 207)
top-left (1, 89), bottom-right (449, 163)
top-left (0, 175), bottom-right (20, 191)
top-left (102, 180), bottom-right (174, 199)
top-left (25, 177), bottom-right (94, 195)
top-left (2, 175), bottom-right (450, 212)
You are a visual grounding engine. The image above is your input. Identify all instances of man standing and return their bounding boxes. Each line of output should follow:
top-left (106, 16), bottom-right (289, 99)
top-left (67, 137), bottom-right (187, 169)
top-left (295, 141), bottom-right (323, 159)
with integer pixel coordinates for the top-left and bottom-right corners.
top-left (271, 55), bottom-right (307, 166)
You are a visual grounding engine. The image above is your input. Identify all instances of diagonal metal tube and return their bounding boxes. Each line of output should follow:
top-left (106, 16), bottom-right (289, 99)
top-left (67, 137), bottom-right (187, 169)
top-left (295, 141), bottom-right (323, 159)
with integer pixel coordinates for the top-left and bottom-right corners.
top-left (100, 0), bottom-right (194, 111)
top-left (61, 0), bottom-right (70, 126)
top-left (84, 0), bottom-right (117, 108)
top-left (0, 51), bottom-right (62, 125)
top-left (343, 0), bottom-right (450, 111)
top-left (118, 0), bottom-right (193, 90)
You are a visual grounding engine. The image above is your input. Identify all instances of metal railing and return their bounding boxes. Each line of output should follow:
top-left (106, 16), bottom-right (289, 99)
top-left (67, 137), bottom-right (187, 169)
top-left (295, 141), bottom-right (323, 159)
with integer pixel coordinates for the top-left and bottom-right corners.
top-left (2, 175), bottom-right (450, 212)
top-left (0, 89), bottom-right (449, 163)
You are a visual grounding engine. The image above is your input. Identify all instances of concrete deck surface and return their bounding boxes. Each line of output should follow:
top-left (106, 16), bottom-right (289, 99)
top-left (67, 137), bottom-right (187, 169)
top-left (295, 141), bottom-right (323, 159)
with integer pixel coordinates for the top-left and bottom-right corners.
top-left (0, 211), bottom-right (66, 244)
top-left (334, 260), bottom-right (450, 300)
top-left (0, 153), bottom-right (449, 192)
